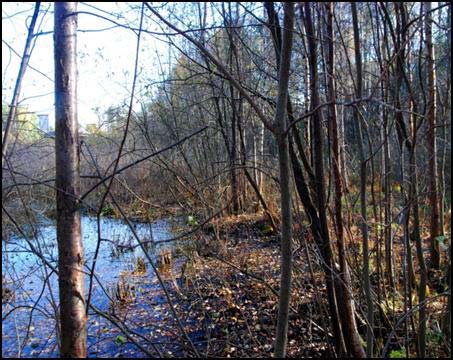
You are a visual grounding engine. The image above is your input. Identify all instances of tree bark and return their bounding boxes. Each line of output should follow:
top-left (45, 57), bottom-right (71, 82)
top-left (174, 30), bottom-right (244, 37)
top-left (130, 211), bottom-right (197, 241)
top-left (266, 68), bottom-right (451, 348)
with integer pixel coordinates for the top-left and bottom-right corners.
top-left (351, 3), bottom-right (374, 357)
top-left (302, 2), bottom-right (347, 356)
top-left (54, 3), bottom-right (87, 357)
top-left (410, 141), bottom-right (428, 358)
top-left (324, 3), bottom-right (366, 358)
top-left (425, 1), bottom-right (441, 270)
top-left (273, 4), bottom-right (295, 357)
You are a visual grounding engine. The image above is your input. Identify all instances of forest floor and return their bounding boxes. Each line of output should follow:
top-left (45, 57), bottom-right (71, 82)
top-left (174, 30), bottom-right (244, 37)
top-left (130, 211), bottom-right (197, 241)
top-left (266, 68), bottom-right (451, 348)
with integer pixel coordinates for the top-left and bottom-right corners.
top-left (160, 213), bottom-right (333, 358)
top-left (159, 212), bottom-right (450, 358)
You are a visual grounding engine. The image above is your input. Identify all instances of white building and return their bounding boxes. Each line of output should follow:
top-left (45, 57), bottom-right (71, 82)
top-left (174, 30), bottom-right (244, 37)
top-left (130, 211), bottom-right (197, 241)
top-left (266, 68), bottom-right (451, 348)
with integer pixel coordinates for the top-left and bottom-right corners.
top-left (37, 114), bottom-right (49, 132)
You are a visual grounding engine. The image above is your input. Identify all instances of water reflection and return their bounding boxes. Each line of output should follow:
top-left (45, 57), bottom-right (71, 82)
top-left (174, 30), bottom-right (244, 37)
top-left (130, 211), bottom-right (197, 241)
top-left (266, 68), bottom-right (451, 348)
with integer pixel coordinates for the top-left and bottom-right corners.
top-left (2, 215), bottom-right (175, 358)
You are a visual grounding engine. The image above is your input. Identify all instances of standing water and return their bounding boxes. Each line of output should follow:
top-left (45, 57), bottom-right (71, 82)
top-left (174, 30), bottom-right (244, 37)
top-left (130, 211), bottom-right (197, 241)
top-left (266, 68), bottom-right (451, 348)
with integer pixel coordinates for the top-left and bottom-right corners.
top-left (2, 215), bottom-right (183, 357)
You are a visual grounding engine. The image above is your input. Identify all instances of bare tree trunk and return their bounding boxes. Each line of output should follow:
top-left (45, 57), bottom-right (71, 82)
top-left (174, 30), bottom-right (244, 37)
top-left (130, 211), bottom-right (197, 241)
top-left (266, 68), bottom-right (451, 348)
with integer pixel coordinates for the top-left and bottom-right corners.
top-left (221, 3), bottom-right (240, 215)
top-left (406, 45), bottom-right (417, 291)
top-left (425, 1), bottom-right (441, 270)
top-left (339, 106), bottom-right (348, 191)
top-left (229, 82), bottom-right (239, 215)
top-left (443, 2), bottom-right (451, 339)
top-left (2, 2), bottom-right (41, 160)
top-left (437, 3), bottom-right (449, 248)
top-left (351, 3), bottom-right (374, 357)
top-left (54, 3), bottom-right (87, 357)
top-left (259, 120), bottom-right (265, 194)
top-left (324, 3), bottom-right (365, 358)
top-left (274, 4), bottom-right (295, 357)
top-left (382, 18), bottom-right (394, 285)
top-left (302, 3), bottom-right (346, 356)
top-left (410, 141), bottom-right (428, 358)
top-left (266, 5), bottom-right (344, 354)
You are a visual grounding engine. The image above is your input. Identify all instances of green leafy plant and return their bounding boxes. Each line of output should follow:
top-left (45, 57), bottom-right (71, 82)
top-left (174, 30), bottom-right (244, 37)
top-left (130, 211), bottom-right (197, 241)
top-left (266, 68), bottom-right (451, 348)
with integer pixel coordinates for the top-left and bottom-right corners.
top-left (187, 215), bottom-right (198, 226)
top-left (389, 348), bottom-right (405, 358)
top-left (426, 327), bottom-right (443, 345)
top-left (100, 204), bottom-right (114, 217)
top-left (115, 335), bottom-right (126, 346)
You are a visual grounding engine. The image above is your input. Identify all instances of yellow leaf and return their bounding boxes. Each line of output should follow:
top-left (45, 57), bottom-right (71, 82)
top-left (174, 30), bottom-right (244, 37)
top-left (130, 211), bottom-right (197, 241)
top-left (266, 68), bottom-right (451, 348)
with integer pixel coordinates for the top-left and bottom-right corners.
top-left (393, 183), bottom-right (401, 192)
top-left (223, 287), bottom-right (232, 295)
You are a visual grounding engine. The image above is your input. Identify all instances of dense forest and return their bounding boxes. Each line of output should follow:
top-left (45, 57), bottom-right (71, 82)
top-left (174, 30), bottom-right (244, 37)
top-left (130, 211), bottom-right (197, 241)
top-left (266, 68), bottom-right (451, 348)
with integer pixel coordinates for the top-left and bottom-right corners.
top-left (2, 2), bottom-right (451, 358)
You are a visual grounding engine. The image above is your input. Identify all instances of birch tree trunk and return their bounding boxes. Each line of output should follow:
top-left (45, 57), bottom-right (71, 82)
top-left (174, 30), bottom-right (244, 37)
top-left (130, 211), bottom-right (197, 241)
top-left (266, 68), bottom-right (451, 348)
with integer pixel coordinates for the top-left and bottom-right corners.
top-left (425, 1), bottom-right (441, 270)
top-left (54, 2), bottom-right (87, 357)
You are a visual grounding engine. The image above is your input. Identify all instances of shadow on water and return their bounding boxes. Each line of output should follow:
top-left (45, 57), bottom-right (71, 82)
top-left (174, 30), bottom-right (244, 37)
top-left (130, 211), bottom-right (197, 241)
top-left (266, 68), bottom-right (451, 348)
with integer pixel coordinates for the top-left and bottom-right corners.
top-left (2, 215), bottom-right (186, 358)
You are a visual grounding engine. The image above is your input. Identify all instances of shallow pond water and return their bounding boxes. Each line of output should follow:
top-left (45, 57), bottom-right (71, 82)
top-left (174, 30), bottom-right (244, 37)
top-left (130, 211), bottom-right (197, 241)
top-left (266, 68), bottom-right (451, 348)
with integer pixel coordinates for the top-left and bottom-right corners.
top-left (2, 214), bottom-right (185, 358)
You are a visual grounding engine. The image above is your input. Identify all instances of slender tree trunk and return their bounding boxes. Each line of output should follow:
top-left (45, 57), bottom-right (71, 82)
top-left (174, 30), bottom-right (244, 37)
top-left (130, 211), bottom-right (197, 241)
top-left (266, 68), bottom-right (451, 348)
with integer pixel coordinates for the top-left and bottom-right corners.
top-left (222, 3), bottom-right (240, 215)
top-left (408, 7), bottom-right (429, 355)
top-left (273, 4), bottom-right (294, 357)
top-left (443, 2), bottom-right (451, 339)
top-left (54, 3), bottom-right (87, 357)
top-left (425, 1), bottom-right (441, 270)
top-left (383, 105), bottom-right (393, 288)
top-left (229, 85), bottom-right (239, 215)
top-left (324, 3), bottom-right (365, 357)
top-left (302, 3), bottom-right (346, 356)
top-left (406, 47), bottom-right (417, 290)
top-left (339, 106), bottom-right (348, 191)
top-left (437, 3), bottom-right (449, 245)
top-left (2, 2), bottom-right (41, 160)
top-left (378, 3), bottom-right (396, 289)
top-left (266, 6), bottom-right (344, 354)
top-left (259, 121), bottom-right (265, 194)
top-left (351, 3), bottom-right (374, 356)
top-left (410, 143), bottom-right (428, 358)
